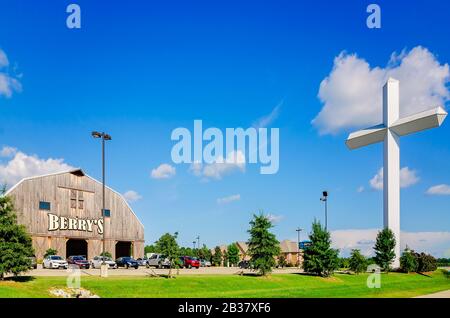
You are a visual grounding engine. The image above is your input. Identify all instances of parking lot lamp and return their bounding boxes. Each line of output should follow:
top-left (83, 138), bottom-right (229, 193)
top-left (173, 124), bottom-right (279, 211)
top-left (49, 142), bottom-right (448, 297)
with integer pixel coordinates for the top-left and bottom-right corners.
top-left (92, 131), bottom-right (112, 277)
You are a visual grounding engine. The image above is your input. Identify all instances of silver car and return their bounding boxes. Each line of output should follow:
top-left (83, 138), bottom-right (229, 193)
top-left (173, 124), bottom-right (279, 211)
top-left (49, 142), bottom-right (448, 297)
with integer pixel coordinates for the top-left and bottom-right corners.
top-left (90, 256), bottom-right (117, 269)
top-left (146, 253), bottom-right (171, 268)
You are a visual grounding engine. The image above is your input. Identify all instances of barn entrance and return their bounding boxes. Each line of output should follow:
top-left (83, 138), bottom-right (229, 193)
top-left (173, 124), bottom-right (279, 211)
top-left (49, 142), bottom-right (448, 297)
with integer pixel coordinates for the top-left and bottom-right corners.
top-left (115, 241), bottom-right (132, 258)
top-left (66, 239), bottom-right (88, 258)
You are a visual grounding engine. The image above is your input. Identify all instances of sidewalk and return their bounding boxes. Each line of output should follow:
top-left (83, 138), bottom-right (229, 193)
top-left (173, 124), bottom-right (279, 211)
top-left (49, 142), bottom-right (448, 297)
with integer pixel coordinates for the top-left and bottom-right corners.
top-left (415, 290), bottom-right (450, 298)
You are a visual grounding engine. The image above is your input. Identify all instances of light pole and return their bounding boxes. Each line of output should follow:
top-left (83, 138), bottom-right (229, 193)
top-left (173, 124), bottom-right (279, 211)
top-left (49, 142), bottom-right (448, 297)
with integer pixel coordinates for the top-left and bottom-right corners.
top-left (320, 190), bottom-right (328, 230)
top-left (192, 241), bottom-right (196, 250)
top-left (92, 131), bottom-right (112, 277)
top-left (296, 228), bottom-right (302, 268)
top-left (196, 235), bottom-right (200, 249)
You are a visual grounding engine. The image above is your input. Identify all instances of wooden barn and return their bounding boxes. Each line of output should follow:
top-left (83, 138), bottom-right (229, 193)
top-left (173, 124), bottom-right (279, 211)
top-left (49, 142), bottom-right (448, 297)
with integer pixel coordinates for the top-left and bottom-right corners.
top-left (5, 169), bottom-right (145, 260)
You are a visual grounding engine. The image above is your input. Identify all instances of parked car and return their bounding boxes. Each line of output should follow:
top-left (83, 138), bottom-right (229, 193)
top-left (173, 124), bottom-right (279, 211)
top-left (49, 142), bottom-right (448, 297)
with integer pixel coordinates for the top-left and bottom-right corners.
top-left (238, 260), bottom-right (252, 269)
top-left (180, 256), bottom-right (200, 269)
top-left (136, 258), bottom-right (148, 266)
top-left (90, 256), bottom-right (117, 269)
top-left (43, 255), bottom-right (68, 269)
top-left (115, 257), bottom-right (139, 269)
top-left (28, 256), bottom-right (37, 269)
top-left (200, 259), bottom-right (211, 267)
top-left (67, 255), bottom-right (90, 269)
top-left (146, 253), bottom-right (171, 269)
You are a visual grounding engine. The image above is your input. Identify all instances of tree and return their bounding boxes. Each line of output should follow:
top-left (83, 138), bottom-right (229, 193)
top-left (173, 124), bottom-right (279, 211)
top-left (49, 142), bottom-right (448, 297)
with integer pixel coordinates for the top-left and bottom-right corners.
top-left (0, 195), bottom-right (35, 279)
top-left (302, 220), bottom-right (339, 277)
top-left (227, 243), bottom-right (240, 267)
top-left (374, 228), bottom-right (396, 272)
top-left (247, 214), bottom-right (280, 276)
top-left (212, 246), bottom-right (223, 266)
top-left (349, 249), bottom-right (367, 274)
top-left (197, 244), bottom-right (212, 261)
top-left (144, 244), bottom-right (158, 255)
top-left (44, 248), bottom-right (58, 258)
top-left (155, 232), bottom-right (180, 278)
top-left (400, 248), bottom-right (418, 273)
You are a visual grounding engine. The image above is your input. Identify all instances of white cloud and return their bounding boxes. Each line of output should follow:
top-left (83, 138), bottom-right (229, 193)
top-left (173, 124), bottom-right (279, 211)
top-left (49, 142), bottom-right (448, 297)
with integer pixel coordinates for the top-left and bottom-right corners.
top-left (191, 150), bottom-right (245, 180)
top-left (0, 148), bottom-right (74, 186)
top-left (331, 229), bottom-right (450, 258)
top-left (0, 49), bottom-right (22, 98)
top-left (267, 214), bottom-right (284, 223)
top-left (313, 46), bottom-right (450, 135)
top-left (357, 186), bottom-right (365, 193)
top-left (369, 167), bottom-right (419, 190)
top-left (151, 163), bottom-right (176, 179)
top-left (252, 101), bottom-right (282, 129)
top-left (426, 184), bottom-right (450, 196)
top-left (0, 50), bottom-right (8, 68)
top-left (123, 190), bottom-right (142, 202)
top-left (0, 146), bottom-right (17, 157)
top-left (217, 194), bottom-right (241, 205)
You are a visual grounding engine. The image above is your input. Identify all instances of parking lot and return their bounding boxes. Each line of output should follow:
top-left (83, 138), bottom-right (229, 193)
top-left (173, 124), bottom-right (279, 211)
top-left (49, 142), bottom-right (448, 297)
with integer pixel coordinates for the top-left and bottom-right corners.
top-left (28, 265), bottom-right (303, 276)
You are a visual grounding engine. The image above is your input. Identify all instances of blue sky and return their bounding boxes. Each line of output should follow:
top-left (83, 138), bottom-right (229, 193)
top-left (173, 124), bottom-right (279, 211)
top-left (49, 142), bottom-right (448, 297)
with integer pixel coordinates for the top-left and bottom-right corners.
top-left (1, 0), bottom-right (449, 256)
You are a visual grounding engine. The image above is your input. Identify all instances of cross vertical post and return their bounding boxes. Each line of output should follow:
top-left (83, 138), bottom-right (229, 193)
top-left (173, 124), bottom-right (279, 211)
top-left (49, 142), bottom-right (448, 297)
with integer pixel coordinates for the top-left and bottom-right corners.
top-left (383, 79), bottom-right (401, 268)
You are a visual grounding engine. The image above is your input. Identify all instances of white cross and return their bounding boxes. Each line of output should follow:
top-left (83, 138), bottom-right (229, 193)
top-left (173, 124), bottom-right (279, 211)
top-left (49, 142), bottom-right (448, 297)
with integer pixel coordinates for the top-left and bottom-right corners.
top-left (346, 78), bottom-right (447, 268)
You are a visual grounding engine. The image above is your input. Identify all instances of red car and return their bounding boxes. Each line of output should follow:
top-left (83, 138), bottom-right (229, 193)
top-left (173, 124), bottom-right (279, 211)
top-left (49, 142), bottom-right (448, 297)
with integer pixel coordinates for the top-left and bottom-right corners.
top-left (67, 255), bottom-right (90, 269)
top-left (180, 256), bottom-right (200, 269)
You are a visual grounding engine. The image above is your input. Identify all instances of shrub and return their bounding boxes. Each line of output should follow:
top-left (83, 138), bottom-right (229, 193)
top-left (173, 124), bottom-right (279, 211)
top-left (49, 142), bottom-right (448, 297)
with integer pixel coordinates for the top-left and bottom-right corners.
top-left (417, 253), bottom-right (437, 272)
top-left (400, 248), bottom-right (418, 273)
top-left (277, 255), bottom-right (287, 268)
top-left (100, 251), bottom-right (112, 258)
top-left (44, 248), bottom-right (58, 258)
top-left (349, 249), bottom-right (367, 274)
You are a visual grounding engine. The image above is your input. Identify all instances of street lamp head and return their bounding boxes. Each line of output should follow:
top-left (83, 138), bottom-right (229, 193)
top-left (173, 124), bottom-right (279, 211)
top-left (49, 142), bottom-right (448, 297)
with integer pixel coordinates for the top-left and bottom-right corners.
top-left (322, 191), bottom-right (328, 197)
top-left (104, 134), bottom-right (112, 141)
top-left (92, 131), bottom-right (102, 138)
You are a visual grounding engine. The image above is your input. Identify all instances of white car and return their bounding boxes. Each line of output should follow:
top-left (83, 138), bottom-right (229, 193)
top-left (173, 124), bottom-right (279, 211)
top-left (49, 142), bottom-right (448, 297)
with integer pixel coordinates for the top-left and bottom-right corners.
top-left (90, 256), bottom-right (117, 269)
top-left (43, 255), bottom-right (68, 269)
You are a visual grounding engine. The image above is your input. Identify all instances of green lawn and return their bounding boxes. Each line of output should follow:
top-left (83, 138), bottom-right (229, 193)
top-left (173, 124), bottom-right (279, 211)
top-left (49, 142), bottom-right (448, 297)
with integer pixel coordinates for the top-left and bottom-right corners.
top-left (0, 270), bottom-right (449, 298)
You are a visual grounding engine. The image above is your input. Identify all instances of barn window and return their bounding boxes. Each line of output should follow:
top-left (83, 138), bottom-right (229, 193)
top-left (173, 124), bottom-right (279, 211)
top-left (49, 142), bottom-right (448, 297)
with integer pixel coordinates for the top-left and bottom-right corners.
top-left (70, 189), bottom-right (77, 209)
top-left (39, 201), bottom-right (51, 211)
top-left (102, 209), bottom-right (111, 217)
top-left (78, 191), bottom-right (84, 209)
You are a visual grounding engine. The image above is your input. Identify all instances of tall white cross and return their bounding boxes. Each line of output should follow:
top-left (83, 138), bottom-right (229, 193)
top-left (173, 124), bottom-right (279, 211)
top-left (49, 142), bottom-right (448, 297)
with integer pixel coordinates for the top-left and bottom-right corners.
top-left (346, 78), bottom-right (447, 268)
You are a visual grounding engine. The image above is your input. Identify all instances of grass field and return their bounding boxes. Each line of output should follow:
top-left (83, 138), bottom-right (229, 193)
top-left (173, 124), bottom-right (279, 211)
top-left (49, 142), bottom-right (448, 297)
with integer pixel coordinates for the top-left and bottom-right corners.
top-left (0, 270), bottom-right (449, 298)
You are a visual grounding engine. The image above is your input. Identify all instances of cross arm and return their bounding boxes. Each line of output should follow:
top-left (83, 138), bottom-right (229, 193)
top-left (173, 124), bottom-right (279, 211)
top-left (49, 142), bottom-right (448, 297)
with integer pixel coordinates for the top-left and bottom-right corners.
top-left (390, 106), bottom-right (447, 137)
top-left (345, 124), bottom-right (387, 150)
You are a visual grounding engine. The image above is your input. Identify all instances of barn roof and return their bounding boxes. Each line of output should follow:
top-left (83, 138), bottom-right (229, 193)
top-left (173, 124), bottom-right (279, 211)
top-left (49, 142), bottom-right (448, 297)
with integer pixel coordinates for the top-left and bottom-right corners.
top-left (5, 168), bottom-right (144, 229)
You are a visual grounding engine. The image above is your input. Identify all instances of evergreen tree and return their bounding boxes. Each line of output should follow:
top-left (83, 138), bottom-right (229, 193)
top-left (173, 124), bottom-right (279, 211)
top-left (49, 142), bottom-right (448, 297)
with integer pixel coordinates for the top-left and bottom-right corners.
top-left (155, 232), bottom-right (180, 278)
top-left (349, 249), bottom-right (367, 274)
top-left (400, 248), bottom-right (418, 273)
top-left (302, 220), bottom-right (339, 277)
top-left (227, 243), bottom-right (240, 266)
top-left (247, 214), bottom-right (280, 276)
top-left (374, 228), bottom-right (396, 272)
top-left (197, 244), bottom-right (212, 261)
top-left (212, 246), bottom-right (222, 266)
top-left (0, 195), bottom-right (35, 279)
